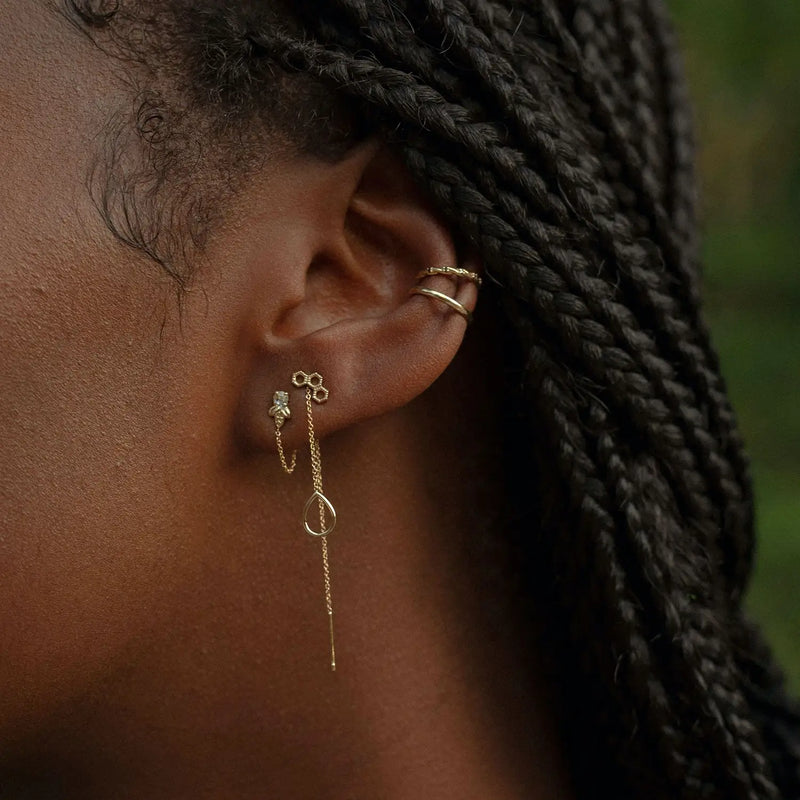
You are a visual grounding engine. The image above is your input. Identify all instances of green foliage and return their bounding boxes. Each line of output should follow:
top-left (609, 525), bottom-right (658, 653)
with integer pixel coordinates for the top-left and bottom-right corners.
top-left (670, 0), bottom-right (800, 689)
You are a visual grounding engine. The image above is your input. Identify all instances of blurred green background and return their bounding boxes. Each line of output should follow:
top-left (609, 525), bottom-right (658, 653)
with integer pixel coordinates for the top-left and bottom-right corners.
top-left (670, 1), bottom-right (800, 689)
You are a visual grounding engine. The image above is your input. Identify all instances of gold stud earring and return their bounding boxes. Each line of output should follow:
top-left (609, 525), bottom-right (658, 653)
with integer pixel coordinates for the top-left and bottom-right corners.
top-left (270, 371), bottom-right (338, 672)
top-left (268, 390), bottom-right (296, 474)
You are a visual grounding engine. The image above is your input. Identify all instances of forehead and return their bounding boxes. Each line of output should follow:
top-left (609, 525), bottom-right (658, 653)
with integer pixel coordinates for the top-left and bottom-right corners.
top-left (0, 2), bottom-right (119, 234)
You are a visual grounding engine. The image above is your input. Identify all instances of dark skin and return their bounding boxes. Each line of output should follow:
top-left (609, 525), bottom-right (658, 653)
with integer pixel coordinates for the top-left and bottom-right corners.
top-left (0, 4), bottom-right (573, 797)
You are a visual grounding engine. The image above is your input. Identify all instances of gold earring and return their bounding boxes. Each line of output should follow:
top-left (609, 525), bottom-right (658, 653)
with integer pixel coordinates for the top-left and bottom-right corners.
top-left (415, 265), bottom-right (482, 285)
top-left (268, 390), bottom-right (296, 474)
top-left (270, 371), bottom-right (337, 672)
top-left (409, 264), bottom-right (480, 324)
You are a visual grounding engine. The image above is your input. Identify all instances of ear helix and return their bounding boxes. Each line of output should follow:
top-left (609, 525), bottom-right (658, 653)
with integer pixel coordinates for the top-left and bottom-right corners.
top-left (269, 371), bottom-right (338, 672)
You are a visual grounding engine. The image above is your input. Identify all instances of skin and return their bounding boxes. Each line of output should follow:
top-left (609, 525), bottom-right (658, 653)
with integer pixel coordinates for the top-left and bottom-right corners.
top-left (0, 3), bottom-right (574, 798)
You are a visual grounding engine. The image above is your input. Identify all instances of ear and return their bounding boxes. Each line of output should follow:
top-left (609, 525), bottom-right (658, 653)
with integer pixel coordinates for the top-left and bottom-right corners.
top-left (233, 140), bottom-right (480, 452)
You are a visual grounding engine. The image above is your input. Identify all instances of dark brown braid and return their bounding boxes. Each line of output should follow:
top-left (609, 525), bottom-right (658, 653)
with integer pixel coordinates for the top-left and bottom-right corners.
top-left (65, 0), bottom-right (800, 797)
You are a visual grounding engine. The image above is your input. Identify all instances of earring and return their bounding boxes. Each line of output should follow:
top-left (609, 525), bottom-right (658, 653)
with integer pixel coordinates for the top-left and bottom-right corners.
top-left (270, 371), bottom-right (338, 672)
top-left (409, 264), bottom-right (481, 324)
top-left (268, 390), bottom-right (296, 474)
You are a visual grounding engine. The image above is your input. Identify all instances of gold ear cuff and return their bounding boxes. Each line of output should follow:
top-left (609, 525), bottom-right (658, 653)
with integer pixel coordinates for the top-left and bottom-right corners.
top-left (409, 264), bottom-right (481, 323)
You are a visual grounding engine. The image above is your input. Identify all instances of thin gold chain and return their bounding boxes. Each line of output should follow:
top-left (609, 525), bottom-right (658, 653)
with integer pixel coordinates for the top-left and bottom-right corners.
top-left (275, 425), bottom-right (296, 474)
top-left (306, 388), bottom-right (323, 494)
top-left (320, 537), bottom-right (335, 671)
top-left (305, 386), bottom-right (336, 671)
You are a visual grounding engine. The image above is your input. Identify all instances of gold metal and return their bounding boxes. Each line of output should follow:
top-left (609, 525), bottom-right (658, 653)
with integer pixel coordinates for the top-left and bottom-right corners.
top-left (285, 370), bottom-right (337, 672)
top-left (415, 266), bottom-right (482, 286)
top-left (409, 286), bottom-right (473, 324)
top-left (303, 490), bottom-right (337, 536)
top-left (269, 372), bottom-right (338, 670)
top-left (292, 370), bottom-right (330, 403)
top-left (269, 391), bottom-right (296, 474)
top-left (269, 390), bottom-right (291, 427)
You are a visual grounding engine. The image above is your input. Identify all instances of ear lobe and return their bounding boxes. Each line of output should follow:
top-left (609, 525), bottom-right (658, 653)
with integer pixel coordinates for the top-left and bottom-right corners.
top-left (238, 144), bottom-right (481, 453)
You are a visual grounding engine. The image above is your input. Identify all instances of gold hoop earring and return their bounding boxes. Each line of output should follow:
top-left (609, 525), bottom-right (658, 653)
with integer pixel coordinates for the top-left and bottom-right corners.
top-left (270, 371), bottom-right (338, 672)
top-left (409, 286), bottom-right (473, 323)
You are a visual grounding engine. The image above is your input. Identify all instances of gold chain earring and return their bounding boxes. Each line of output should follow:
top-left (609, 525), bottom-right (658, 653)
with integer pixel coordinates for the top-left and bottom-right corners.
top-left (268, 390), bottom-right (296, 474)
top-left (269, 371), bottom-right (337, 672)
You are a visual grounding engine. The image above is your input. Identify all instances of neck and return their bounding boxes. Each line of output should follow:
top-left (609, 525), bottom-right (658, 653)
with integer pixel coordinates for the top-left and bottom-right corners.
top-left (4, 335), bottom-right (573, 800)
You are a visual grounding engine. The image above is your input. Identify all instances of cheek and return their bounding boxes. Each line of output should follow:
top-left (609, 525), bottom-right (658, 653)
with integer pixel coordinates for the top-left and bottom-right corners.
top-left (0, 3), bottom-right (221, 736)
top-left (0, 228), bottom-right (211, 735)
top-left (0, 149), bottom-right (225, 744)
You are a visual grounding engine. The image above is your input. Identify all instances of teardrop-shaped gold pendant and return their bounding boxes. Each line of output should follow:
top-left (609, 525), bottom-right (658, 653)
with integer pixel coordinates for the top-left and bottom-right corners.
top-left (302, 490), bottom-right (337, 537)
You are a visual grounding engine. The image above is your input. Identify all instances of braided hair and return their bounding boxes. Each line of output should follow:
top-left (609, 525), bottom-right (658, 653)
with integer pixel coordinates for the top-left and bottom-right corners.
top-left (67, 0), bottom-right (800, 797)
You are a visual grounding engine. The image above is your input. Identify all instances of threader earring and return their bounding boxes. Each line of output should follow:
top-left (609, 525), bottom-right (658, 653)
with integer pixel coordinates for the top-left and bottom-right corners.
top-left (269, 371), bottom-right (337, 671)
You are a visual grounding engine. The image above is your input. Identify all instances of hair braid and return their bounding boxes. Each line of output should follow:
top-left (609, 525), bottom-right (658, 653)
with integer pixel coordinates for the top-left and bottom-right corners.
top-left (491, 0), bottom-right (756, 601)
top-left (640, 0), bottom-right (700, 260)
top-left (592, 405), bottom-right (778, 798)
top-left (614, 0), bottom-right (670, 192)
top-left (523, 342), bottom-right (701, 797)
top-left (734, 615), bottom-right (800, 796)
top-left (407, 0), bottom-right (751, 535)
top-left (638, 0), bottom-right (758, 598)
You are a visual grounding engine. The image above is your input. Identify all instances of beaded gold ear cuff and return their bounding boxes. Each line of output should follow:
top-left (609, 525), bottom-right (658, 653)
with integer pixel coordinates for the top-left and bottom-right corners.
top-left (269, 371), bottom-right (337, 671)
top-left (409, 265), bottom-right (481, 324)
